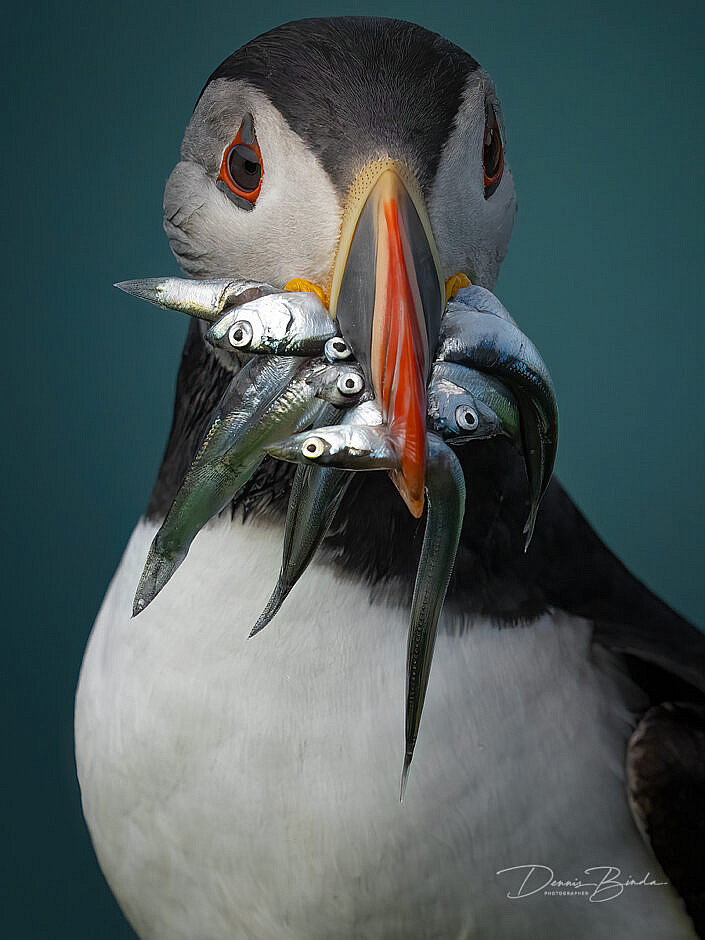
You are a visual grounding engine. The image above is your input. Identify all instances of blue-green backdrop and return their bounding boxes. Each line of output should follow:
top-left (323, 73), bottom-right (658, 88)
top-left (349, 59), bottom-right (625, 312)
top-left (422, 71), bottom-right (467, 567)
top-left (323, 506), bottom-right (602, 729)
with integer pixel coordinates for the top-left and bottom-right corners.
top-left (3, 0), bottom-right (703, 936)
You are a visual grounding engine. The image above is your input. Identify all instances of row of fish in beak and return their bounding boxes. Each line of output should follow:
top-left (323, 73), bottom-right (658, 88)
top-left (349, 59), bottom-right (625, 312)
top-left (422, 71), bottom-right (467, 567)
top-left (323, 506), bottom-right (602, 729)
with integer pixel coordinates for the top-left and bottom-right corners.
top-left (120, 277), bottom-right (558, 796)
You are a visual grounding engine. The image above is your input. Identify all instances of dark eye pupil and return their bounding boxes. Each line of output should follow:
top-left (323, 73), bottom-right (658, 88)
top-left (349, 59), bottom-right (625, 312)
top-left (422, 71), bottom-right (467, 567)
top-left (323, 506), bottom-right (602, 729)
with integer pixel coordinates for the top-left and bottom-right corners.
top-left (228, 144), bottom-right (262, 193)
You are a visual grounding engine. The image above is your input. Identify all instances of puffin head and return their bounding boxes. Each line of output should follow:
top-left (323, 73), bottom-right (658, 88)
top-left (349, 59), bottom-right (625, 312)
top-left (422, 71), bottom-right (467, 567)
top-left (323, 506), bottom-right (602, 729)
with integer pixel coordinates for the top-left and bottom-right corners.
top-left (163, 17), bottom-right (517, 515)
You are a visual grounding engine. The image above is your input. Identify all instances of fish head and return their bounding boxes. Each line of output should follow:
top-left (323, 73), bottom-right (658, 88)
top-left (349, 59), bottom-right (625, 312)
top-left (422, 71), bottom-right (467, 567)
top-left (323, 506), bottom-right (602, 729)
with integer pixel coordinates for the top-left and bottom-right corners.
top-left (427, 377), bottom-right (502, 443)
top-left (312, 362), bottom-right (367, 407)
top-left (205, 297), bottom-right (291, 354)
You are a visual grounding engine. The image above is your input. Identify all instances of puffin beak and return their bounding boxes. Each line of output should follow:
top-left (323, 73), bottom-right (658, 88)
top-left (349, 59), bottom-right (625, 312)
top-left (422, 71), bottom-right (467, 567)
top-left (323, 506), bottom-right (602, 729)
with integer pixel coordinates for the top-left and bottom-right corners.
top-left (329, 162), bottom-right (445, 517)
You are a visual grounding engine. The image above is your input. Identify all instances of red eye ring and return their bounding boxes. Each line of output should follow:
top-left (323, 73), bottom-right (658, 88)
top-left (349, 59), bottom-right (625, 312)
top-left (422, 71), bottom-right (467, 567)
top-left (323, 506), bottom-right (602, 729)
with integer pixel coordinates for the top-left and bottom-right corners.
top-left (483, 107), bottom-right (504, 199)
top-left (218, 113), bottom-right (263, 204)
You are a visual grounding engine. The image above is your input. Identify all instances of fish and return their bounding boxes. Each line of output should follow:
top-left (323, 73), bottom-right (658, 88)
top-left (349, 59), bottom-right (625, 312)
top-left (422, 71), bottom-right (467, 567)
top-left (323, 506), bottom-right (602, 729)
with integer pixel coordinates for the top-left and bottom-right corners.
top-left (265, 401), bottom-right (395, 470)
top-left (436, 303), bottom-right (558, 547)
top-left (132, 356), bottom-right (343, 615)
top-left (401, 432), bottom-right (466, 798)
top-left (427, 361), bottom-right (520, 444)
top-left (115, 276), bottom-right (277, 322)
top-left (206, 292), bottom-right (337, 356)
top-left (250, 404), bottom-right (352, 637)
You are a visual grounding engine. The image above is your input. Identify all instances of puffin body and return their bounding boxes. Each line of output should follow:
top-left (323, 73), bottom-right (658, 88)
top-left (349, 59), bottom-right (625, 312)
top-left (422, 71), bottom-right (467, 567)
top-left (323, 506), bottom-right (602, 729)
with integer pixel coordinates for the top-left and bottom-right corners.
top-left (75, 18), bottom-right (705, 938)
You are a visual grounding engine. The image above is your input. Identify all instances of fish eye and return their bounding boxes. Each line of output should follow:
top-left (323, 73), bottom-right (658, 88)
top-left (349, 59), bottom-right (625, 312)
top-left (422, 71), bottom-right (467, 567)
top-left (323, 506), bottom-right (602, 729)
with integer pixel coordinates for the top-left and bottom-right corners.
top-left (336, 372), bottom-right (364, 395)
top-left (217, 113), bottom-right (263, 205)
top-left (301, 436), bottom-right (325, 459)
top-left (325, 337), bottom-right (352, 361)
top-left (455, 404), bottom-right (479, 431)
top-left (483, 103), bottom-right (504, 198)
top-left (228, 320), bottom-right (253, 348)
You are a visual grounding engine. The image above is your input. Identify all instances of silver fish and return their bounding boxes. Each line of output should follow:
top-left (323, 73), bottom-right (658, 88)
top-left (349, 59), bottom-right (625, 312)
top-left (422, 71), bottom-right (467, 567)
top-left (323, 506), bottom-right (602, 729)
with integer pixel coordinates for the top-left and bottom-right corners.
top-left (133, 357), bottom-right (336, 616)
top-left (436, 304), bottom-right (558, 548)
top-left (265, 401), bottom-right (394, 470)
top-left (115, 276), bottom-right (277, 322)
top-left (206, 292), bottom-right (337, 356)
top-left (401, 433), bottom-right (465, 799)
top-left (427, 361), bottom-right (520, 444)
top-left (250, 404), bottom-right (352, 637)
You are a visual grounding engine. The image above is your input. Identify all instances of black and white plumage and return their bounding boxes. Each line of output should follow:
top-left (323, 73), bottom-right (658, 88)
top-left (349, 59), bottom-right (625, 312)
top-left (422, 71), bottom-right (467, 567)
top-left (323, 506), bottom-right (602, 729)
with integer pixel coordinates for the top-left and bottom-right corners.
top-left (75, 18), bottom-right (705, 939)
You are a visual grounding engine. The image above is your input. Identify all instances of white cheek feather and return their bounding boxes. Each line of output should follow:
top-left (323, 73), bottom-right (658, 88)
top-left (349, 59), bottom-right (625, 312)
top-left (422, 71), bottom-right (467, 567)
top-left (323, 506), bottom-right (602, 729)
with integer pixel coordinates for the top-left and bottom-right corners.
top-left (430, 72), bottom-right (517, 290)
top-left (163, 82), bottom-right (342, 287)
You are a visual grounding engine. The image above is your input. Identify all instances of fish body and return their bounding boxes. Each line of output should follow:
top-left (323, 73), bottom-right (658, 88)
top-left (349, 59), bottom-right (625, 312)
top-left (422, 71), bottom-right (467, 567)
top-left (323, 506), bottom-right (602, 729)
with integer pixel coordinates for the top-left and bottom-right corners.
top-left (427, 361), bottom-right (520, 444)
top-left (115, 276), bottom-right (276, 322)
top-left (133, 356), bottom-right (330, 615)
top-left (402, 433), bottom-right (466, 795)
top-left (206, 292), bottom-right (337, 356)
top-left (436, 305), bottom-right (558, 546)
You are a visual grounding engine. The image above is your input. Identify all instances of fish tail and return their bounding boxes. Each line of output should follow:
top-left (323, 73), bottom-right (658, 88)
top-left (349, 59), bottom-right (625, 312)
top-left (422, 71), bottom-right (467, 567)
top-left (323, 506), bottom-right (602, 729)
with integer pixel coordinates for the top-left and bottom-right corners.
top-left (400, 752), bottom-right (413, 802)
top-left (132, 542), bottom-right (184, 617)
top-left (249, 579), bottom-right (292, 637)
top-left (523, 502), bottom-right (539, 552)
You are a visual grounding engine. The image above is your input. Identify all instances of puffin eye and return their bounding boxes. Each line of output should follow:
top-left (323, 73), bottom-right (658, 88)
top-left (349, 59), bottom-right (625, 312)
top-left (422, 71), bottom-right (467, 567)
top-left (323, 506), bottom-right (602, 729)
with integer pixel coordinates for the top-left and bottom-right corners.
top-left (228, 146), bottom-right (261, 191)
top-left (218, 113), bottom-right (263, 205)
top-left (482, 105), bottom-right (504, 199)
top-left (455, 404), bottom-right (479, 431)
top-left (336, 372), bottom-right (364, 395)
top-left (302, 436), bottom-right (326, 459)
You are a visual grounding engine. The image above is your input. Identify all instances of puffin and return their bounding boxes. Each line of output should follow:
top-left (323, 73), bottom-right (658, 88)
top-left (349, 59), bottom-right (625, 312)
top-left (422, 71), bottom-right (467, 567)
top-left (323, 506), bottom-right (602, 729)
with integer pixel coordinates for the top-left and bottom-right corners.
top-left (75, 17), bottom-right (705, 939)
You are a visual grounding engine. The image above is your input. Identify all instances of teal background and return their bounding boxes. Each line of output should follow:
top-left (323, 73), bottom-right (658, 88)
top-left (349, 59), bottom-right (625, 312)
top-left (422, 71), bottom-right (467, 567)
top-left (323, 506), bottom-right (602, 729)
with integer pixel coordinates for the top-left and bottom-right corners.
top-left (3, 0), bottom-right (703, 936)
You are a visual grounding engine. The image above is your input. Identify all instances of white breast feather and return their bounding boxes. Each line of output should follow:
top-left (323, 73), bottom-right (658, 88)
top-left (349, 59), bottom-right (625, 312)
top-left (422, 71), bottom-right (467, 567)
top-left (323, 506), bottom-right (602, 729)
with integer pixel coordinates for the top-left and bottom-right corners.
top-left (75, 517), bottom-right (695, 939)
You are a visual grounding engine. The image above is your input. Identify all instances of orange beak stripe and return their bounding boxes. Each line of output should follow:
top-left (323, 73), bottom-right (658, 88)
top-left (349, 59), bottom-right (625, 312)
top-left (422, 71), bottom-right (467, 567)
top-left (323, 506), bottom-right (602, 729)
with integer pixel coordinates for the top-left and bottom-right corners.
top-left (371, 197), bottom-right (429, 517)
